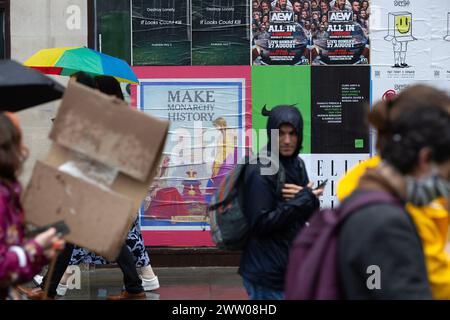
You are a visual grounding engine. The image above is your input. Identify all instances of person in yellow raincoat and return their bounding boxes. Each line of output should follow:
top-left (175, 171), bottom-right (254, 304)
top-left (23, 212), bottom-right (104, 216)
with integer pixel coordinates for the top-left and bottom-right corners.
top-left (337, 85), bottom-right (450, 299)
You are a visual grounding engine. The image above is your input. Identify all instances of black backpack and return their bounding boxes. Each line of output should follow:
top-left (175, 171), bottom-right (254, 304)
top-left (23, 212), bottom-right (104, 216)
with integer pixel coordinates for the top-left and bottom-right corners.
top-left (208, 157), bottom-right (286, 250)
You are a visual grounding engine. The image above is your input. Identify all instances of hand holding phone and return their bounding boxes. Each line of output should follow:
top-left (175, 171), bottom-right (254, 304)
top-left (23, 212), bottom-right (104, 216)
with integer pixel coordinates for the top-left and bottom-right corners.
top-left (314, 179), bottom-right (328, 190)
top-left (26, 220), bottom-right (70, 238)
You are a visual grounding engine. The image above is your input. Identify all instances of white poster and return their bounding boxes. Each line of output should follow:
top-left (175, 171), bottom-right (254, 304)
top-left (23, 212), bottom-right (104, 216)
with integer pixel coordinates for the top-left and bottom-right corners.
top-left (372, 79), bottom-right (450, 104)
top-left (431, 3), bottom-right (450, 80)
top-left (301, 154), bottom-right (371, 209)
top-left (371, 78), bottom-right (450, 154)
top-left (370, 0), bottom-right (432, 80)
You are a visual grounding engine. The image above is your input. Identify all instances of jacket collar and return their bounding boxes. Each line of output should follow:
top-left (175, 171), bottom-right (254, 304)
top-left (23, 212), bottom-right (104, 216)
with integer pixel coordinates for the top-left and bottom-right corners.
top-left (357, 161), bottom-right (407, 202)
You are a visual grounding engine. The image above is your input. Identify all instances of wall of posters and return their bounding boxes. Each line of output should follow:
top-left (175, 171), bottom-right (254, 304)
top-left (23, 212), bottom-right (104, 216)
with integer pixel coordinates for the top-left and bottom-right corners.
top-left (132, 0), bottom-right (191, 65)
top-left (252, 65), bottom-right (370, 208)
top-left (133, 66), bottom-right (251, 246)
top-left (192, 0), bottom-right (250, 65)
top-left (370, 0), bottom-right (432, 80)
top-left (95, 0), bottom-right (251, 66)
top-left (311, 65), bottom-right (370, 154)
top-left (87, 1), bottom-right (450, 247)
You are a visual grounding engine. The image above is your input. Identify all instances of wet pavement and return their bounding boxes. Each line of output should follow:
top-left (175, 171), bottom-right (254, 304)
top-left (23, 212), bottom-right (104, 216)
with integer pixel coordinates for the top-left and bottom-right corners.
top-left (23, 267), bottom-right (248, 300)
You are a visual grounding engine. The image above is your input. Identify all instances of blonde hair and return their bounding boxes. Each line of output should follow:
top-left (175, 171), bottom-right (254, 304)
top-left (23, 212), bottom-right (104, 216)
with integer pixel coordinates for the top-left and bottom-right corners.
top-left (213, 117), bottom-right (227, 128)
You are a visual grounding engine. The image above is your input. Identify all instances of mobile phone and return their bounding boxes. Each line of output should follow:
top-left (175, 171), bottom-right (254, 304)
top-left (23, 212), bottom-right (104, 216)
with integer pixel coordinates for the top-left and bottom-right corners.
top-left (314, 179), bottom-right (328, 190)
top-left (26, 220), bottom-right (71, 238)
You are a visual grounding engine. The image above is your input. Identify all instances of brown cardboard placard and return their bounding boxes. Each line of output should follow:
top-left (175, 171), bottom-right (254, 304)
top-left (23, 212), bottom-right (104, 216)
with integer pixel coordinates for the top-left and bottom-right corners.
top-left (49, 82), bottom-right (168, 182)
top-left (23, 82), bottom-right (169, 261)
top-left (24, 161), bottom-right (134, 261)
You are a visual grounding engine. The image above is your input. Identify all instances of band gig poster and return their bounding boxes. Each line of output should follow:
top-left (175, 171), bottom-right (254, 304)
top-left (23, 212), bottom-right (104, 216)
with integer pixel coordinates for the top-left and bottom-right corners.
top-left (132, 0), bottom-right (191, 66)
top-left (192, 0), bottom-right (250, 65)
top-left (311, 65), bottom-right (370, 154)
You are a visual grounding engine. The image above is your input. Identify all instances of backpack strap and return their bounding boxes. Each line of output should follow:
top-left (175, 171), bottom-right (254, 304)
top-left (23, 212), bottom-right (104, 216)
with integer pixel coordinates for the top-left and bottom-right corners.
top-left (338, 191), bottom-right (403, 221)
top-left (208, 160), bottom-right (248, 211)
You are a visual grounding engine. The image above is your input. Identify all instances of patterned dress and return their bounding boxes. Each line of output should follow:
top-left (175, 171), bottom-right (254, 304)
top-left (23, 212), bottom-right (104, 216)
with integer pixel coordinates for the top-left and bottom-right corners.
top-left (0, 182), bottom-right (48, 299)
top-left (69, 216), bottom-right (150, 267)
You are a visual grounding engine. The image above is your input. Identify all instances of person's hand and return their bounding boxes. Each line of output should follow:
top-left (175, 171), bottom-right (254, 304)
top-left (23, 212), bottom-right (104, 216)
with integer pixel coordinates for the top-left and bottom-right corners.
top-left (312, 187), bottom-right (324, 198)
top-left (34, 228), bottom-right (65, 260)
top-left (307, 181), bottom-right (324, 198)
top-left (282, 183), bottom-right (304, 200)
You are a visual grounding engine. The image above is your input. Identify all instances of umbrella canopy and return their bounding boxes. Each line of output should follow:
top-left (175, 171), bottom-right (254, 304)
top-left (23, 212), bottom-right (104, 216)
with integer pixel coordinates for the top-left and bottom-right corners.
top-left (0, 60), bottom-right (65, 112)
top-left (24, 47), bottom-right (139, 84)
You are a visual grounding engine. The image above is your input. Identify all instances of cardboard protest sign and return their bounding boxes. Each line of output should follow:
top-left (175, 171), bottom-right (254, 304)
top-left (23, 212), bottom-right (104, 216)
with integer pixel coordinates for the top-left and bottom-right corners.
top-left (24, 82), bottom-right (169, 260)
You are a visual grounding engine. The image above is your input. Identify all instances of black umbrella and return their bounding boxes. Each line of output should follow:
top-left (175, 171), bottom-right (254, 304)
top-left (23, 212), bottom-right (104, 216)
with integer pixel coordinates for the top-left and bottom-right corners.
top-left (0, 59), bottom-right (65, 112)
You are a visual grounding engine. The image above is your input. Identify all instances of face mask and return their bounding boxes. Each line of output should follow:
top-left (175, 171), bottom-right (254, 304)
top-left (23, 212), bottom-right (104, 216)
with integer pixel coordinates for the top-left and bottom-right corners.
top-left (406, 167), bottom-right (450, 207)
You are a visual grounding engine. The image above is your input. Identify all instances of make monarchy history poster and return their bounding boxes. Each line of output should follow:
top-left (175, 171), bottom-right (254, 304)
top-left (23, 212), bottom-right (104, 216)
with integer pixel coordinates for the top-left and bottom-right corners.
top-left (133, 66), bottom-right (251, 246)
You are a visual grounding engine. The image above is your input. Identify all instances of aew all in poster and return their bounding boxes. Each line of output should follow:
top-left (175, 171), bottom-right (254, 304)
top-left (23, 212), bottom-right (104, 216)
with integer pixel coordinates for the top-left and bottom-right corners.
top-left (192, 0), bottom-right (250, 65)
top-left (311, 8), bottom-right (370, 65)
top-left (251, 0), bottom-right (370, 65)
top-left (252, 1), bottom-right (310, 65)
top-left (132, 0), bottom-right (191, 65)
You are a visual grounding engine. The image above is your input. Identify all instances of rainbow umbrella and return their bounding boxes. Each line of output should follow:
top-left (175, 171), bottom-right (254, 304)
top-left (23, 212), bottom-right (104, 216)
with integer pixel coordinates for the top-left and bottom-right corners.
top-left (24, 47), bottom-right (138, 84)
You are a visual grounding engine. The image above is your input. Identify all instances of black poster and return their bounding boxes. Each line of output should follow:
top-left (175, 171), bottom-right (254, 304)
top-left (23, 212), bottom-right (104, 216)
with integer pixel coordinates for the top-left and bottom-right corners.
top-left (132, 0), bottom-right (191, 65)
top-left (95, 0), bottom-right (131, 64)
top-left (311, 66), bottom-right (370, 153)
top-left (192, 0), bottom-right (249, 65)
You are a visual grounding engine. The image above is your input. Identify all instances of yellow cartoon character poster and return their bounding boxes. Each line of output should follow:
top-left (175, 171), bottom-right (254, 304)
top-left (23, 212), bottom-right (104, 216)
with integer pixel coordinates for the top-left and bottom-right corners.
top-left (371, 1), bottom-right (432, 80)
top-left (384, 12), bottom-right (417, 68)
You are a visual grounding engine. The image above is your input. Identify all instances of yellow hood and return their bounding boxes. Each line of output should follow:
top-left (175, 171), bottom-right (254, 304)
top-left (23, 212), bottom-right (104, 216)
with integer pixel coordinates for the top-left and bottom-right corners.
top-left (337, 156), bottom-right (450, 299)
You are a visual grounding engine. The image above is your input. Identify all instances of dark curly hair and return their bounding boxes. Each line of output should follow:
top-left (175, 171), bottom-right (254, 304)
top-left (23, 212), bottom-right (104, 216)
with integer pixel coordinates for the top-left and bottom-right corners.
top-left (0, 113), bottom-right (24, 186)
top-left (379, 106), bottom-right (450, 174)
top-left (370, 84), bottom-right (450, 152)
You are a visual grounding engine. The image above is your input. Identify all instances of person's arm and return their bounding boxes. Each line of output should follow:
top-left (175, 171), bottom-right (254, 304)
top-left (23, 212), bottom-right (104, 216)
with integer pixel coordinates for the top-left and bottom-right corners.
top-left (244, 165), bottom-right (319, 236)
top-left (0, 205), bottom-right (48, 285)
top-left (341, 204), bottom-right (432, 299)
